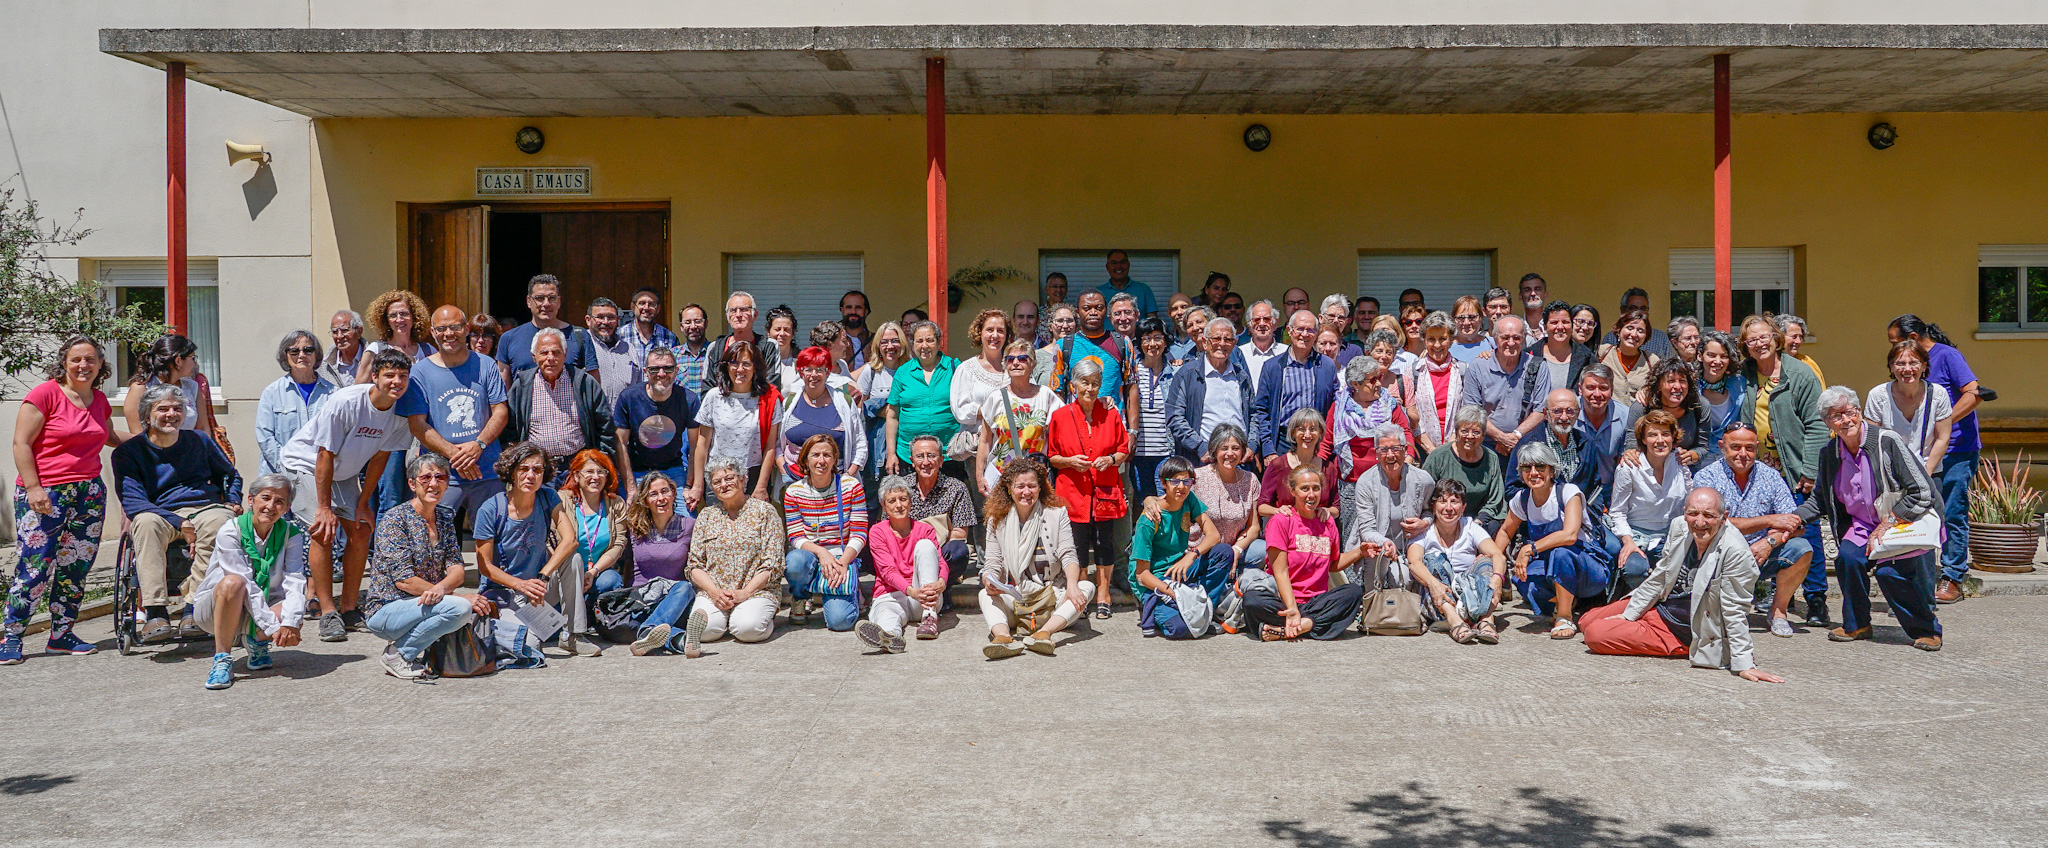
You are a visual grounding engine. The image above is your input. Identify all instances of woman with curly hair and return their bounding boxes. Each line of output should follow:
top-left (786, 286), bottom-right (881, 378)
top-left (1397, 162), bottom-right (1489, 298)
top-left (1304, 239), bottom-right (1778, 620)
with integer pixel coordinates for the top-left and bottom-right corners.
top-left (5, 337), bottom-right (125, 664)
top-left (977, 458), bottom-right (1094, 659)
top-left (354, 289), bottom-right (432, 383)
top-left (616, 471), bottom-right (700, 656)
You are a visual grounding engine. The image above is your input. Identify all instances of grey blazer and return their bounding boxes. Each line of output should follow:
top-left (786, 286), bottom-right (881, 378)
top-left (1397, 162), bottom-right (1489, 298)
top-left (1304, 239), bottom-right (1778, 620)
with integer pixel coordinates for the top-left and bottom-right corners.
top-left (1623, 519), bottom-right (1760, 673)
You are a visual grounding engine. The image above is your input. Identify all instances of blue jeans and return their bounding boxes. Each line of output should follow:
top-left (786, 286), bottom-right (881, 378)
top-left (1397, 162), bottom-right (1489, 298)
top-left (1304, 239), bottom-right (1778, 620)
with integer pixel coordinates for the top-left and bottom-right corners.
top-left (1423, 550), bottom-right (1497, 623)
top-left (1228, 540), bottom-right (1269, 578)
top-left (1792, 491), bottom-right (1831, 601)
top-left (1515, 544), bottom-right (1611, 618)
top-left (785, 548), bottom-right (861, 631)
top-left (1601, 534), bottom-right (1660, 601)
top-left (1138, 546), bottom-right (1240, 639)
top-left (365, 597), bottom-right (473, 663)
top-left (1937, 450), bottom-right (1980, 582)
top-left (1837, 545), bottom-right (1942, 640)
top-left (637, 581), bottom-right (699, 644)
top-left (1131, 455), bottom-right (1167, 502)
top-left (372, 455), bottom-right (410, 520)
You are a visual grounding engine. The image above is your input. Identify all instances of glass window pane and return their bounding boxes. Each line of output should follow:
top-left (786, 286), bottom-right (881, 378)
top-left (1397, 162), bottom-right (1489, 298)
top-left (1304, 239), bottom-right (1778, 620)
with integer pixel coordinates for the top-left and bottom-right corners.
top-left (1982, 266), bottom-right (2020, 324)
top-left (1759, 288), bottom-right (1786, 316)
top-left (116, 288), bottom-right (167, 383)
top-left (1670, 290), bottom-right (1698, 322)
top-left (188, 287), bottom-right (221, 385)
top-left (1733, 290), bottom-right (1758, 325)
top-left (2026, 267), bottom-right (2048, 326)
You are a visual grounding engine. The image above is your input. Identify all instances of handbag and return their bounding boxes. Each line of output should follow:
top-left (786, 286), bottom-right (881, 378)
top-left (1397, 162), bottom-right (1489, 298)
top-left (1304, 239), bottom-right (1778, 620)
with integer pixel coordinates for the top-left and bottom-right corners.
top-left (945, 427), bottom-right (978, 462)
top-left (1359, 559), bottom-right (1425, 636)
top-left (426, 615), bottom-right (498, 678)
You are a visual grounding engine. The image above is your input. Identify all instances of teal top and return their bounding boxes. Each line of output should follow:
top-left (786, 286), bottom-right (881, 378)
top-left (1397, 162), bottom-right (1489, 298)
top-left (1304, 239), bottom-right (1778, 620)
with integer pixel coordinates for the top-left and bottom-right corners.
top-left (1130, 495), bottom-right (1207, 598)
top-left (887, 356), bottom-right (960, 462)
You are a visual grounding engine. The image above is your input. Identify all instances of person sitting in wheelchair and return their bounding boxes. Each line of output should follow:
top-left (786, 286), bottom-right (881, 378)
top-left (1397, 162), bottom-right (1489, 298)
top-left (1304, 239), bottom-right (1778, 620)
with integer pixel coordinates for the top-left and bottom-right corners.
top-left (192, 474), bottom-right (307, 690)
top-left (111, 383), bottom-right (242, 643)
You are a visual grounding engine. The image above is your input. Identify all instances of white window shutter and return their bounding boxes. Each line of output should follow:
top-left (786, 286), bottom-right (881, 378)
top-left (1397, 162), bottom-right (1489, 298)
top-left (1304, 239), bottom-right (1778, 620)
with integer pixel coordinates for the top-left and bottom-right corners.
top-left (726, 254), bottom-right (863, 334)
top-left (1356, 252), bottom-right (1492, 314)
top-left (1039, 251), bottom-right (1179, 313)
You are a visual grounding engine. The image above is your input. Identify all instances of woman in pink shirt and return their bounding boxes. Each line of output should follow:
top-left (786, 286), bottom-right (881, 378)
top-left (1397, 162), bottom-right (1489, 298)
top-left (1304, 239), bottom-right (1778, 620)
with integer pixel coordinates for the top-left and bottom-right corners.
top-left (855, 476), bottom-right (947, 653)
top-left (6, 336), bottom-right (126, 664)
top-left (1244, 465), bottom-right (1370, 641)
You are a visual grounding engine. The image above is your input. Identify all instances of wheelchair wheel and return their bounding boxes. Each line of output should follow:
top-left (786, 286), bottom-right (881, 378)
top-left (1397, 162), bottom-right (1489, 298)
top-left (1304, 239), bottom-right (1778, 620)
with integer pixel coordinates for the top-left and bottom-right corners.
top-left (113, 534), bottom-right (137, 656)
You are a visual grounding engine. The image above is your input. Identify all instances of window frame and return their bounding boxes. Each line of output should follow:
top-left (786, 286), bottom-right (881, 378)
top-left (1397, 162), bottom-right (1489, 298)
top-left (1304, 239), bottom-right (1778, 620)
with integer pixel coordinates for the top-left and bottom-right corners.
top-left (1976, 245), bottom-right (2048, 334)
top-left (1666, 247), bottom-right (1796, 329)
top-left (94, 259), bottom-right (223, 396)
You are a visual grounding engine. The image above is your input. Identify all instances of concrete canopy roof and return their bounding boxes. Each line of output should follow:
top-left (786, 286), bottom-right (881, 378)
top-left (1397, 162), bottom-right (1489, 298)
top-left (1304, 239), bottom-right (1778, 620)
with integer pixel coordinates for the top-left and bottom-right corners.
top-left (102, 24), bottom-right (2048, 117)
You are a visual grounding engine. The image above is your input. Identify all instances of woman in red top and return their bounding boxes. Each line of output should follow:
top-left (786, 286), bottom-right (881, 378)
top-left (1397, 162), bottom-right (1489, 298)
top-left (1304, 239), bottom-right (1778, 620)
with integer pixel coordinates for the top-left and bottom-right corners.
top-left (1046, 358), bottom-right (1128, 622)
top-left (7, 336), bottom-right (126, 664)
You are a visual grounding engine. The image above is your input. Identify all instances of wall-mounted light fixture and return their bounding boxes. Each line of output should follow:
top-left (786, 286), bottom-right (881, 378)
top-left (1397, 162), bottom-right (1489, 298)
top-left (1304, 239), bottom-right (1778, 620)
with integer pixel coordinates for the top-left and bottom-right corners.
top-left (1243, 124), bottom-right (1271, 152)
top-left (517, 126), bottom-right (545, 154)
top-left (1868, 122), bottom-right (1898, 150)
top-left (225, 140), bottom-right (270, 165)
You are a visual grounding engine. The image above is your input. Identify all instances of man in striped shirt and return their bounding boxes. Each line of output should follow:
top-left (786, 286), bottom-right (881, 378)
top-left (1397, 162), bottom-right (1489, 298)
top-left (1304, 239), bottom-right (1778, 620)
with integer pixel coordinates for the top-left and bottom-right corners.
top-left (1251, 309), bottom-right (1338, 463)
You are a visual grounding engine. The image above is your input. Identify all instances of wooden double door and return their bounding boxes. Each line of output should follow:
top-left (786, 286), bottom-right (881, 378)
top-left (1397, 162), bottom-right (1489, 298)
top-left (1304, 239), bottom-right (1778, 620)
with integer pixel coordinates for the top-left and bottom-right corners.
top-left (408, 201), bottom-right (669, 327)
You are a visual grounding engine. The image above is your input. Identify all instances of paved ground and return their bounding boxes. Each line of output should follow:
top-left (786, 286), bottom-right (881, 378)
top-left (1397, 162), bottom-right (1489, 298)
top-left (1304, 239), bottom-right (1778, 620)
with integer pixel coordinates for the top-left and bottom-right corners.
top-left (0, 595), bottom-right (2043, 847)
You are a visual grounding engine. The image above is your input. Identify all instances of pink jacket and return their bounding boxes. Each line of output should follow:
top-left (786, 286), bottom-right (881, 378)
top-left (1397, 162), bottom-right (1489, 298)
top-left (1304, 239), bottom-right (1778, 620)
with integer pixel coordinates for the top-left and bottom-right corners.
top-left (867, 518), bottom-right (943, 598)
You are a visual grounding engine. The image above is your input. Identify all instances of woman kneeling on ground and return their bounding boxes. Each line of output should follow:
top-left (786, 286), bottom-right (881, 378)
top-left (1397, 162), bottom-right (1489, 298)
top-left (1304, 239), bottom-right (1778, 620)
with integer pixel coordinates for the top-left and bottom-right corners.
top-left (621, 472), bottom-right (699, 656)
top-left (195, 473), bottom-right (308, 690)
top-left (1495, 441), bottom-right (1613, 640)
top-left (362, 453), bottom-right (493, 681)
top-left (680, 456), bottom-right (784, 654)
top-left (978, 459), bottom-right (1095, 659)
top-left (1406, 479), bottom-right (1507, 645)
top-left (1247, 466), bottom-right (1369, 641)
top-left (855, 475), bottom-right (947, 653)
top-left (1132, 457), bottom-right (1232, 639)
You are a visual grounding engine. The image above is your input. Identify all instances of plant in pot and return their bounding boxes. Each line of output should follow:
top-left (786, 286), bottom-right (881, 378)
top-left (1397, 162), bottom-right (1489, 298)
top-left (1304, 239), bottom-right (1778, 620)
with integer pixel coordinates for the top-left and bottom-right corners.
top-left (1967, 452), bottom-right (2041, 574)
top-left (947, 261), bottom-right (1025, 315)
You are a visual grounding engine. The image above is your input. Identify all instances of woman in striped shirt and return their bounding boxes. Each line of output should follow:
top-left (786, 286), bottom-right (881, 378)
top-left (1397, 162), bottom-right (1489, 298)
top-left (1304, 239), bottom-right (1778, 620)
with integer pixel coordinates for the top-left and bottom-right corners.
top-left (1125, 316), bottom-right (1179, 502)
top-left (780, 434), bottom-right (868, 632)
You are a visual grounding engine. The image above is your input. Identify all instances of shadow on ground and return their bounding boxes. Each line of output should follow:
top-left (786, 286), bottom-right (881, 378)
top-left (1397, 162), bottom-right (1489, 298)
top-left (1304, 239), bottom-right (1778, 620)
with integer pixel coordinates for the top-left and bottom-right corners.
top-left (1264, 782), bottom-right (1713, 848)
top-left (0, 774), bottom-right (76, 796)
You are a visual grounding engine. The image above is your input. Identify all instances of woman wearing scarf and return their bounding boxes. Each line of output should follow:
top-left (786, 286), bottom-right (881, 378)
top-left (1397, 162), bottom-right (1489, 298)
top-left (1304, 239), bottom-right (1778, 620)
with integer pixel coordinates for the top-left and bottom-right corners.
top-left (193, 474), bottom-right (308, 690)
top-left (1331, 355), bottom-right (1408, 539)
top-left (1403, 312), bottom-right (1467, 456)
top-left (977, 459), bottom-right (1093, 659)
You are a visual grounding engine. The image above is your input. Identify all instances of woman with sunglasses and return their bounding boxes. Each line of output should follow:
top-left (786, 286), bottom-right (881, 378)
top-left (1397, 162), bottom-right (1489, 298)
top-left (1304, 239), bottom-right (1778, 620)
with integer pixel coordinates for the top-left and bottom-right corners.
top-left (1130, 457), bottom-right (1231, 639)
top-left (467, 313), bottom-right (512, 389)
top-left (976, 339), bottom-right (1065, 496)
top-left (255, 330), bottom-right (336, 478)
top-left (1495, 441), bottom-right (1613, 640)
top-left (1568, 304), bottom-right (1603, 348)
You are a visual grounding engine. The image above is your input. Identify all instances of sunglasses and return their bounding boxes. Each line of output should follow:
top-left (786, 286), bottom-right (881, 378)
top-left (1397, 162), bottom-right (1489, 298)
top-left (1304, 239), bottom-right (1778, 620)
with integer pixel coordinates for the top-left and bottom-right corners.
top-left (1163, 477), bottom-right (1195, 487)
top-left (286, 346), bottom-right (317, 355)
top-left (1003, 354), bottom-right (1032, 364)
top-left (645, 366), bottom-right (677, 374)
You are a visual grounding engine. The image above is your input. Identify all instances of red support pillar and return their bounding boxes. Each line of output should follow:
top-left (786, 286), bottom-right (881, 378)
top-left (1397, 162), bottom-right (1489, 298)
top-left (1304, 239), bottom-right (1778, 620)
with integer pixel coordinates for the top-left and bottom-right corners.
top-left (1712, 53), bottom-right (1732, 333)
top-left (167, 61), bottom-right (189, 335)
top-left (925, 56), bottom-right (948, 348)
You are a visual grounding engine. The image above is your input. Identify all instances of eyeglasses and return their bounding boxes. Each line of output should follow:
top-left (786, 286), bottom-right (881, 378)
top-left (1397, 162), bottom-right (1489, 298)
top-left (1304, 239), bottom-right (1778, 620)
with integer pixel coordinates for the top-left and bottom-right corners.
top-left (530, 295), bottom-right (560, 303)
top-left (1401, 318), bottom-right (1423, 327)
top-left (1163, 477), bottom-right (1195, 487)
top-left (645, 365), bottom-right (677, 374)
top-left (286, 346), bottom-right (317, 355)
top-left (1003, 354), bottom-right (1032, 363)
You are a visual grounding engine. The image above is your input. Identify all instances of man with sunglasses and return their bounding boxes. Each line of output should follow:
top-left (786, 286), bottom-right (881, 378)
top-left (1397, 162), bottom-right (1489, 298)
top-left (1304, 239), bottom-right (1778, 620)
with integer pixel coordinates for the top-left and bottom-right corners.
top-left (1217, 292), bottom-right (1247, 334)
top-left (613, 346), bottom-right (701, 507)
top-left (498, 274), bottom-right (597, 377)
top-left (395, 305), bottom-right (509, 529)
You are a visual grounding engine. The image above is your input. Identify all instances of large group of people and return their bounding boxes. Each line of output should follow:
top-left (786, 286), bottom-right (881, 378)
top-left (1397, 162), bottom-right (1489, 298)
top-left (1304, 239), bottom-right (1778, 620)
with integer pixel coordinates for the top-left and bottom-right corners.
top-left (6, 255), bottom-right (1986, 688)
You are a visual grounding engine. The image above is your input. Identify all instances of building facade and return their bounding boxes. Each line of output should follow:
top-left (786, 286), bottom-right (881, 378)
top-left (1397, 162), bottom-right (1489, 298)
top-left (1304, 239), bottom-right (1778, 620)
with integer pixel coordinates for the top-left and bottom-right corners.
top-left (7, 3), bottom-right (2048, 481)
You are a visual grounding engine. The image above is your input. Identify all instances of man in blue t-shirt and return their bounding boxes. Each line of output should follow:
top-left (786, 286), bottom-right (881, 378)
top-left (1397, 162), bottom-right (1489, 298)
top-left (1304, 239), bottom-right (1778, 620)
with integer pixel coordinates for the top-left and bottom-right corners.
top-left (399, 305), bottom-right (510, 525)
top-left (613, 346), bottom-right (701, 508)
top-left (1094, 249), bottom-right (1158, 318)
top-left (497, 274), bottom-right (598, 377)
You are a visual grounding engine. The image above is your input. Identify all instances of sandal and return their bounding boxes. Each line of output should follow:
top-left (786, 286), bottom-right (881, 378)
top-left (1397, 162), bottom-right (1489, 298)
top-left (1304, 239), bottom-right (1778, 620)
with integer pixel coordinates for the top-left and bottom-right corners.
top-left (1474, 619), bottom-right (1500, 645)
top-left (1548, 616), bottom-right (1578, 640)
top-left (1449, 622), bottom-right (1476, 644)
top-left (1260, 624), bottom-right (1290, 642)
top-left (1093, 603), bottom-right (1112, 621)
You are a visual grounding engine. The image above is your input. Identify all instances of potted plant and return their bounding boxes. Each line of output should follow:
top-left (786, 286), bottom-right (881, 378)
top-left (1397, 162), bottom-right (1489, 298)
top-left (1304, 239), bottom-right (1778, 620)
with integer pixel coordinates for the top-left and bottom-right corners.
top-left (1967, 452), bottom-right (2041, 573)
top-left (946, 261), bottom-right (1025, 314)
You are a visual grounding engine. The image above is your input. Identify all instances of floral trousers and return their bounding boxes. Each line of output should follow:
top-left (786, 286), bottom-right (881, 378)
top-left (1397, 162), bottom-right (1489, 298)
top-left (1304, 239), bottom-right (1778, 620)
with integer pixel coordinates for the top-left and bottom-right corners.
top-left (7, 479), bottom-right (106, 639)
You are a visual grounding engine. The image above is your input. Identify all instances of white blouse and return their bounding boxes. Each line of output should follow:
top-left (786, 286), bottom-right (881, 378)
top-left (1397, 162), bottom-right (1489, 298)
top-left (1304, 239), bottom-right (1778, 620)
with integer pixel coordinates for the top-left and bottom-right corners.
top-left (1606, 451), bottom-right (1692, 547)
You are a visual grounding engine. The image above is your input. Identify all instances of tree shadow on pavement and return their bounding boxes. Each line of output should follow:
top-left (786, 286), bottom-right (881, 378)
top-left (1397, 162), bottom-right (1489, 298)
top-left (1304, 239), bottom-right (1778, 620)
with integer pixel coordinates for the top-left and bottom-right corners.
top-left (0, 773), bottom-right (76, 796)
top-left (1264, 782), bottom-right (1713, 848)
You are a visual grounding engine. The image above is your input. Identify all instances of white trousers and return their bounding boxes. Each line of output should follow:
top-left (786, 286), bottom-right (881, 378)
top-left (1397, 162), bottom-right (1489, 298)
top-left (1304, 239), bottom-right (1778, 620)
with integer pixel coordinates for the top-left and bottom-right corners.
top-left (867, 539), bottom-right (942, 636)
top-left (691, 595), bottom-right (777, 643)
top-left (976, 578), bottom-right (1095, 635)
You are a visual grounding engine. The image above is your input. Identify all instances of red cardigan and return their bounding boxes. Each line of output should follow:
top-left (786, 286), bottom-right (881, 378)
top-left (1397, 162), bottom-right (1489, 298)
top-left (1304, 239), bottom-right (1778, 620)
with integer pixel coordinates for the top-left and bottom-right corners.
top-left (1047, 400), bottom-right (1130, 523)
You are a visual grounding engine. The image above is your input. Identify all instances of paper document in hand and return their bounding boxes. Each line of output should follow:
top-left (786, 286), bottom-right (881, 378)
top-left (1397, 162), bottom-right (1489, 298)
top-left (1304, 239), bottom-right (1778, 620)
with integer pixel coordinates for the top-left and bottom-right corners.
top-left (506, 593), bottom-right (568, 640)
top-left (982, 575), bottom-right (1024, 599)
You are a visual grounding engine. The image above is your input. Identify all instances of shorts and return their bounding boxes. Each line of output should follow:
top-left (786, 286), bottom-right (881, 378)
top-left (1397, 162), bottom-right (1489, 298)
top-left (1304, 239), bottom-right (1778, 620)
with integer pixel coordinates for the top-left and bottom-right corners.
top-left (1759, 536), bottom-right (1815, 578)
top-left (287, 469), bottom-right (364, 526)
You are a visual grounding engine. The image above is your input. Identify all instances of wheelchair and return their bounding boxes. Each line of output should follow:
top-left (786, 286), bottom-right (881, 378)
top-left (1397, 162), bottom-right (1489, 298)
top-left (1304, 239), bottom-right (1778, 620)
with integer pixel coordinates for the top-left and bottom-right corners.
top-left (110, 521), bottom-right (203, 656)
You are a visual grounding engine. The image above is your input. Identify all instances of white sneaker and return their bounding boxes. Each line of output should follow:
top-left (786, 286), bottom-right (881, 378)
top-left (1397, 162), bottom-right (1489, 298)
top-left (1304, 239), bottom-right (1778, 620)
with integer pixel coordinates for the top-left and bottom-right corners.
top-left (1770, 617), bottom-right (1796, 638)
top-left (683, 609), bottom-right (708, 659)
top-left (854, 620), bottom-right (888, 653)
top-left (631, 623), bottom-right (671, 656)
top-left (380, 643), bottom-right (424, 680)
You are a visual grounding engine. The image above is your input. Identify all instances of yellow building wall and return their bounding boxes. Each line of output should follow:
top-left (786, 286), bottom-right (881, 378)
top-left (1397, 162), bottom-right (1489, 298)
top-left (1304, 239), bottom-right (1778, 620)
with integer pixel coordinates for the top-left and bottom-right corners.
top-left (310, 111), bottom-right (2048, 412)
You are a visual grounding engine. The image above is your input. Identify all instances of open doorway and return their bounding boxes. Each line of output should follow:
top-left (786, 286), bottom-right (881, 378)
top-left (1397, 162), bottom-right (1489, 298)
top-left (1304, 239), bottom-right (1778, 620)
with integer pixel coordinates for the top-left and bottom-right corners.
top-left (407, 201), bottom-right (671, 328)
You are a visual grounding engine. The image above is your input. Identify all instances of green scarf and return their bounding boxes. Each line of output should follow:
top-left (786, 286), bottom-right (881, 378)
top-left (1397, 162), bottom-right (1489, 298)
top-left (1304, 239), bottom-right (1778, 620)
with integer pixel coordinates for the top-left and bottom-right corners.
top-left (239, 512), bottom-right (299, 642)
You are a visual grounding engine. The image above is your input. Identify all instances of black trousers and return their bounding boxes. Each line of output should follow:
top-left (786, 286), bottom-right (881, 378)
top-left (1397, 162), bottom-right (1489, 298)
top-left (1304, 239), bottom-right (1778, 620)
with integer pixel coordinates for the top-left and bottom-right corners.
top-left (1071, 520), bottom-right (1124, 595)
top-left (1244, 582), bottom-right (1365, 640)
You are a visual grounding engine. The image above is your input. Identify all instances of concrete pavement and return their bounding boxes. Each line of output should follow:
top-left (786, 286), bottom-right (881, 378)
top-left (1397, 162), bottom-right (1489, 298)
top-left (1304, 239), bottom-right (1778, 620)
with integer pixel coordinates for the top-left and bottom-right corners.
top-left (0, 596), bottom-right (2042, 846)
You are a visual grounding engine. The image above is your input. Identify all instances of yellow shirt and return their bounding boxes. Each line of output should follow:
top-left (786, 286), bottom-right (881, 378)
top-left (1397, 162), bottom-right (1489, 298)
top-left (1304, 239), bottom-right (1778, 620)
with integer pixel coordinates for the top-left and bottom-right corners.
top-left (1754, 371), bottom-right (1780, 466)
top-left (1797, 354), bottom-right (1826, 390)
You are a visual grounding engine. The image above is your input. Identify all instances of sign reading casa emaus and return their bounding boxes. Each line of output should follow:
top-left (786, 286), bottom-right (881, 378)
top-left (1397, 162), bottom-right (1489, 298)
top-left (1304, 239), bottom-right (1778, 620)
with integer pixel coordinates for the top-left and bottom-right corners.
top-left (476, 167), bottom-right (592, 196)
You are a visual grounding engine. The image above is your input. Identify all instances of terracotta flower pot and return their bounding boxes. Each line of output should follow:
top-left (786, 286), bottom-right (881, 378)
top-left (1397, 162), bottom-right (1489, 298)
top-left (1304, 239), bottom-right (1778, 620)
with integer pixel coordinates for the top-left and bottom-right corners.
top-left (1968, 521), bottom-right (2040, 573)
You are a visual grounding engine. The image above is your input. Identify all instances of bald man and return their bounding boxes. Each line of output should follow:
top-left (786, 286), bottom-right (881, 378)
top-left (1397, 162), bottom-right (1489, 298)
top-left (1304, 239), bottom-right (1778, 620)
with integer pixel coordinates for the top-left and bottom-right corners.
top-left (1582, 487), bottom-right (1784, 683)
top-left (1507, 388), bottom-right (1603, 507)
top-left (396, 305), bottom-right (510, 524)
